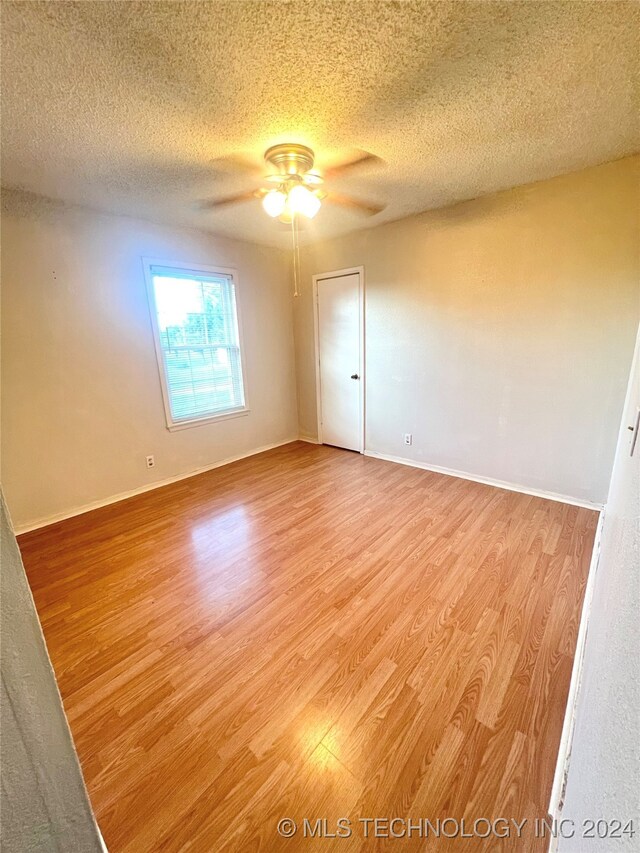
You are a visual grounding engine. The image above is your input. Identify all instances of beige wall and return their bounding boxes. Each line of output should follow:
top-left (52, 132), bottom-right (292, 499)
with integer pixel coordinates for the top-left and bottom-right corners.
top-left (295, 157), bottom-right (640, 505)
top-left (2, 158), bottom-right (637, 525)
top-left (1, 191), bottom-right (298, 529)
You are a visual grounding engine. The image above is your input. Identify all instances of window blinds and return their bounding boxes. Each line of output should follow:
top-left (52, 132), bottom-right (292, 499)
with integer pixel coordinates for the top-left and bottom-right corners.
top-left (150, 266), bottom-right (245, 423)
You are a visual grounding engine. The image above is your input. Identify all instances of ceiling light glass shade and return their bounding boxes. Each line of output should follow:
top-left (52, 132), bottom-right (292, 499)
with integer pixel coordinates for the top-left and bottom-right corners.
top-left (288, 184), bottom-right (321, 218)
top-left (262, 189), bottom-right (287, 218)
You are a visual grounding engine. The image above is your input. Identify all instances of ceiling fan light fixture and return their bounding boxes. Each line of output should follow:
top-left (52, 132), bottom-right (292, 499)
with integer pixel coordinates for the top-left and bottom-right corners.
top-left (202, 143), bottom-right (383, 300)
top-left (288, 184), bottom-right (321, 219)
top-left (262, 189), bottom-right (286, 218)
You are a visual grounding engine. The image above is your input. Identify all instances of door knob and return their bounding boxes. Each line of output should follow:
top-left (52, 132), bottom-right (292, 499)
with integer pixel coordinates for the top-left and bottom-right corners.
top-left (350, 374), bottom-right (360, 380)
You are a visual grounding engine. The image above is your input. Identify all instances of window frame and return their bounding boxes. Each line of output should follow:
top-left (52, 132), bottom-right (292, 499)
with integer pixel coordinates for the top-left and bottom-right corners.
top-left (142, 257), bottom-right (250, 431)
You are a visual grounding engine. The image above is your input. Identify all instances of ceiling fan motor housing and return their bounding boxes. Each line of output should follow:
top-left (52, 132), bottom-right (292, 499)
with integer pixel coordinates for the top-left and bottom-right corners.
top-left (265, 143), bottom-right (315, 177)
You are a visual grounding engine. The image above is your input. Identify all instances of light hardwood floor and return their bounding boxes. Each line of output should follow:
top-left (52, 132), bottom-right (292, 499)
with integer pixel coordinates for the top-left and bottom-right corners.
top-left (18, 442), bottom-right (597, 852)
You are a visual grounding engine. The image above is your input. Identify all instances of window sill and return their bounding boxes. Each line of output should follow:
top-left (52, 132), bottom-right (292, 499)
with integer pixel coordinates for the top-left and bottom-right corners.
top-left (166, 407), bottom-right (250, 432)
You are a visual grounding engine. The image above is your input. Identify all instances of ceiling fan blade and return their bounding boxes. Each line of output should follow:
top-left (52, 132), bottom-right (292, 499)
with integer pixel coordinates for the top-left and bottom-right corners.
top-left (302, 171), bottom-right (324, 186)
top-left (324, 191), bottom-right (385, 216)
top-left (208, 153), bottom-right (262, 178)
top-left (198, 189), bottom-right (261, 210)
top-left (324, 151), bottom-right (383, 180)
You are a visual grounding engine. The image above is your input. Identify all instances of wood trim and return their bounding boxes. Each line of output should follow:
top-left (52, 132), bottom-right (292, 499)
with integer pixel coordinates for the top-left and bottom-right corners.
top-left (165, 407), bottom-right (250, 432)
top-left (364, 449), bottom-right (604, 511)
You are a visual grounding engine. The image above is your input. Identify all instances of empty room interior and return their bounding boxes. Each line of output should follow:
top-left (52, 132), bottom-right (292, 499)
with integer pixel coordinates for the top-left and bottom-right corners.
top-left (1, 2), bottom-right (639, 852)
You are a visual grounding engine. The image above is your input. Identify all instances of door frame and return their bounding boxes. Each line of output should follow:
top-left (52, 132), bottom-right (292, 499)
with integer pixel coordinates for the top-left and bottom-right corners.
top-left (312, 266), bottom-right (365, 453)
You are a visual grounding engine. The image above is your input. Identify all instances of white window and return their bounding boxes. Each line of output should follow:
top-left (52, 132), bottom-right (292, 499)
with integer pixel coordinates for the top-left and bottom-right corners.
top-left (144, 260), bottom-right (247, 429)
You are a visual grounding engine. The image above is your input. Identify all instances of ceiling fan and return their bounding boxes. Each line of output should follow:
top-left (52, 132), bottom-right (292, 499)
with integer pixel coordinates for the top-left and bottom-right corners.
top-left (201, 143), bottom-right (385, 223)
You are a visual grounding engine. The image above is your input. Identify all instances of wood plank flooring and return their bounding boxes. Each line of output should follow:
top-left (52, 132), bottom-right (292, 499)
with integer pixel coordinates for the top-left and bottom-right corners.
top-left (18, 442), bottom-right (598, 852)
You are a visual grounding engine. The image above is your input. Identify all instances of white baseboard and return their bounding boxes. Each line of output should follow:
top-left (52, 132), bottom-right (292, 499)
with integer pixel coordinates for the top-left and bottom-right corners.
top-left (548, 506), bottom-right (605, 823)
top-left (363, 450), bottom-right (603, 511)
top-left (16, 439), bottom-right (603, 535)
top-left (15, 438), bottom-right (299, 535)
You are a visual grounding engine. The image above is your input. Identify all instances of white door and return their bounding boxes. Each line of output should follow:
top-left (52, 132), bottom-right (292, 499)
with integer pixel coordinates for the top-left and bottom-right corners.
top-left (316, 271), bottom-right (363, 452)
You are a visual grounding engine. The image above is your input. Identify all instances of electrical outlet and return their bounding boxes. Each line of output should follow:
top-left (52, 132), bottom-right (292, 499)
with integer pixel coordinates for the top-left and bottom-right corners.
top-left (146, 455), bottom-right (155, 469)
top-left (403, 433), bottom-right (412, 446)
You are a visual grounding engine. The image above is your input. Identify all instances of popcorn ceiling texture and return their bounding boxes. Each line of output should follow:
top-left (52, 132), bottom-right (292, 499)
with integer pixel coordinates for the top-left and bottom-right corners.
top-left (1, 1), bottom-right (638, 248)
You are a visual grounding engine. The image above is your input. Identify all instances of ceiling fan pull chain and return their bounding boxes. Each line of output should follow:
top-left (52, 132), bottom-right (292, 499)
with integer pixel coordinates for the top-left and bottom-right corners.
top-left (291, 212), bottom-right (300, 298)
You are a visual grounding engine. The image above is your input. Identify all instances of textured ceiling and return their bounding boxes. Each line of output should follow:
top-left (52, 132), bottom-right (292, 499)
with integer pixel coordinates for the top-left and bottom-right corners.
top-left (1, 1), bottom-right (638, 248)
